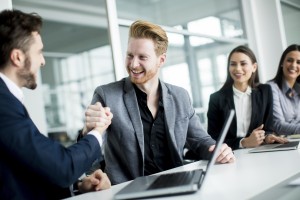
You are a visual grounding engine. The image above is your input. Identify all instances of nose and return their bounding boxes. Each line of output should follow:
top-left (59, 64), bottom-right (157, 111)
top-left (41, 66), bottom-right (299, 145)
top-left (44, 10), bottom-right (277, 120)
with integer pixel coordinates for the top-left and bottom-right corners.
top-left (130, 57), bottom-right (139, 69)
top-left (234, 64), bottom-right (242, 71)
top-left (41, 55), bottom-right (46, 67)
top-left (292, 60), bottom-right (298, 67)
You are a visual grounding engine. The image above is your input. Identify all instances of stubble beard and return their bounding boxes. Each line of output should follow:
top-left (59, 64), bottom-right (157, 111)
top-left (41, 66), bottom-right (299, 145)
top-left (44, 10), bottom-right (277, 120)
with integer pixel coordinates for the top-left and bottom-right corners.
top-left (17, 57), bottom-right (37, 90)
top-left (128, 66), bottom-right (158, 85)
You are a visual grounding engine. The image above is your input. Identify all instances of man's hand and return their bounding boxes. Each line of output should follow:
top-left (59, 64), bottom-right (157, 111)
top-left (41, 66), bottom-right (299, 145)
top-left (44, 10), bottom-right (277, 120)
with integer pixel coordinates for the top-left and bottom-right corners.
top-left (82, 102), bottom-right (113, 135)
top-left (78, 169), bottom-right (111, 193)
top-left (208, 143), bottom-right (235, 164)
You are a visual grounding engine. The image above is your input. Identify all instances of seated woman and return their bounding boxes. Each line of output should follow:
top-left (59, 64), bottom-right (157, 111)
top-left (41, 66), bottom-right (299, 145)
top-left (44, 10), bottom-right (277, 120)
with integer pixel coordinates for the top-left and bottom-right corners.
top-left (207, 45), bottom-right (287, 150)
top-left (267, 44), bottom-right (300, 135)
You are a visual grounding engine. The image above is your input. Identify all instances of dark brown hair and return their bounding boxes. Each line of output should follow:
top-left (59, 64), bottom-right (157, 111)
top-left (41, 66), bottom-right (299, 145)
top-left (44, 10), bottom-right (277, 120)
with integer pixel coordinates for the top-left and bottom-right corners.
top-left (269, 44), bottom-right (300, 89)
top-left (221, 45), bottom-right (260, 90)
top-left (0, 9), bottom-right (42, 69)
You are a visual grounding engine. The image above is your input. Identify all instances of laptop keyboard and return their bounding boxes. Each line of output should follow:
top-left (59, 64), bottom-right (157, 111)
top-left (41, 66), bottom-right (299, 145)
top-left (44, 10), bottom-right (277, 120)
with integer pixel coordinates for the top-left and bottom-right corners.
top-left (147, 171), bottom-right (197, 190)
top-left (274, 141), bottom-right (299, 149)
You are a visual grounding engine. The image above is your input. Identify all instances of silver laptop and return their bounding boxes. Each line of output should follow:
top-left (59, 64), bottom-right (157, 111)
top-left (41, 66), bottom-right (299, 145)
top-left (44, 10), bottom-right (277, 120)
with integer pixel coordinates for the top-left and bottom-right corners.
top-left (114, 109), bottom-right (235, 200)
top-left (249, 141), bottom-right (300, 153)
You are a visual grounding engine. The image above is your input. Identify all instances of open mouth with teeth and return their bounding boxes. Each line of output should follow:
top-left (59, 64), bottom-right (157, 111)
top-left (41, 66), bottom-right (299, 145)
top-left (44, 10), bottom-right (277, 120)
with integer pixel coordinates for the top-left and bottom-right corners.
top-left (131, 70), bottom-right (144, 78)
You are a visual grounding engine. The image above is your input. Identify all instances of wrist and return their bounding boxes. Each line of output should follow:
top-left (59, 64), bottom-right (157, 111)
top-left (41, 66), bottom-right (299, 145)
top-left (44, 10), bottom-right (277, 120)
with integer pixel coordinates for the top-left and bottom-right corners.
top-left (241, 138), bottom-right (247, 148)
top-left (264, 133), bottom-right (272, 143)
top-left (73, 179), bottom-right (83, 195)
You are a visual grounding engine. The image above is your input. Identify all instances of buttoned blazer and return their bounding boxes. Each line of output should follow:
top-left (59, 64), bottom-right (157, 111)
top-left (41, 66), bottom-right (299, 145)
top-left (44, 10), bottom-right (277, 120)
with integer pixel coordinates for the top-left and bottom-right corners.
top-left (0, 78), bottom-right (101, 200)
top-left (207, 84), bottom-right (273, 150)
top-left (91, 77), bottom-right (215, 185)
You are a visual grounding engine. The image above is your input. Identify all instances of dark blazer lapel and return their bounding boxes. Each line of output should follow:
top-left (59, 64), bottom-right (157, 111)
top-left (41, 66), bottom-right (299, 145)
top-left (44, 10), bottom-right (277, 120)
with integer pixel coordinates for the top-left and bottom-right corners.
top-left (160, 81), bottom-right (177, 148)
top-left (123, 78), bottom-right (145, 157)
top-left (249, 88), bottom-right (259, 130)
top-left (224, 87), bottom-right (235, 109)
top-left (0, 77), bottom-right (29, 117)
top-left (223, 87), bottom-right (237, 135)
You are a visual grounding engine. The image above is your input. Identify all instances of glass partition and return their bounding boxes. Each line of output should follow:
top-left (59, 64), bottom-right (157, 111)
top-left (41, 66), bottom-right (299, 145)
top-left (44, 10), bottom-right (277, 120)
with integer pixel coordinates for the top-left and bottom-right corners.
top-left (116, 0), bottom-right (246, 126)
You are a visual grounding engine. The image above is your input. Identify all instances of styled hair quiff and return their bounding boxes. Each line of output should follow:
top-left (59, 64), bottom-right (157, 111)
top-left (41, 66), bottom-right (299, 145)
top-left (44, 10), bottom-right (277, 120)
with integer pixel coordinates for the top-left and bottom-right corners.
top-left (129, 20), bottom-right (168, 56)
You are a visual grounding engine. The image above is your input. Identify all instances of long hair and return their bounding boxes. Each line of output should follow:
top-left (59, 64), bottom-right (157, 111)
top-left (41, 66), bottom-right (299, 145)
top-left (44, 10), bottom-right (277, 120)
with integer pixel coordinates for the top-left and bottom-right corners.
top-left (129, 20), bottom-right (168, 56)
top-left (270, 44), bottom-right (300, 89)
top-left (221, 45), bottom-right (260, 90)
top-left (0, 9), bottom-right (42, 69)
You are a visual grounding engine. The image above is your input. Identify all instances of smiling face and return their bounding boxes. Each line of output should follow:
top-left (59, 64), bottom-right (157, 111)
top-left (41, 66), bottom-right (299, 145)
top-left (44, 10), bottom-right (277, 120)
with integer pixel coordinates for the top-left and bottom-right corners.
top-left (125, 38), bottom-right (165, 86)
top-left (282, 50), bottom-right (300, 85)
top-left (229, 52), bottom-right (257, 91)
top-left (17, 32), bottom-right (45, 89)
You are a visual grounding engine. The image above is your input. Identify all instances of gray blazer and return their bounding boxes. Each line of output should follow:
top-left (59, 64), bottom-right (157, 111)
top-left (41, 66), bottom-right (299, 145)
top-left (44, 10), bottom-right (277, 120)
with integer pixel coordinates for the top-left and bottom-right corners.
top-left (91, 77), bottom-right (215, 184)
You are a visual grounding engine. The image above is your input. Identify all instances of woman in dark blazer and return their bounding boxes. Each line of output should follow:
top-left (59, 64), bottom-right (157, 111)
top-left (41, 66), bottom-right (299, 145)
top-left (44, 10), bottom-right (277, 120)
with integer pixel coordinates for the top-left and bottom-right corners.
top-left (207, 46), bottom-right (286, 150)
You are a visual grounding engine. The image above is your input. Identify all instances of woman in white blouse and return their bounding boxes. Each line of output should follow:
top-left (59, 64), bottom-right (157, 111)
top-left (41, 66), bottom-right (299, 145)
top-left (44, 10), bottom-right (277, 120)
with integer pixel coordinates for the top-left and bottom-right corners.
top-left (268, 44), bottom-right (300, 135)
top-left (207, 45), bottom-right (286, 150)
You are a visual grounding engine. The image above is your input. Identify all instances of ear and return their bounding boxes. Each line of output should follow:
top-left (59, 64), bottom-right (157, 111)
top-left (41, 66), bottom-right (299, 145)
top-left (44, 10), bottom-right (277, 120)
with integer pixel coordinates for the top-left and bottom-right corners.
top-left (10, 49), bottom-right (25, 68)
top-left (158, 53), bottom-right (166, 68)
top-left (252, 62), bottom-right (258, 73)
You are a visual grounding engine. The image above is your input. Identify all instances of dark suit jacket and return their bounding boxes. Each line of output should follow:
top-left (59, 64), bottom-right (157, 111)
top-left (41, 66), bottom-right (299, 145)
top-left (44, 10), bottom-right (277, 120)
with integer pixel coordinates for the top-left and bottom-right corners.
top-left (0, 78), bottom-right (102, 200)
top-left (207, 84), bottom-right (274, 150)
top-left (91, 77), bottom-right (215, 185)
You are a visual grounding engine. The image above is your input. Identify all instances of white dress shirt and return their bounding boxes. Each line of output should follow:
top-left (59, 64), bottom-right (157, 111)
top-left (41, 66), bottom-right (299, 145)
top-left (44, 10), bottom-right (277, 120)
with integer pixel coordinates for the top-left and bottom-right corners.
top-left (233, 86), bottom-right (252, 138)
top-left (0, 72), bottom-right (24, 104)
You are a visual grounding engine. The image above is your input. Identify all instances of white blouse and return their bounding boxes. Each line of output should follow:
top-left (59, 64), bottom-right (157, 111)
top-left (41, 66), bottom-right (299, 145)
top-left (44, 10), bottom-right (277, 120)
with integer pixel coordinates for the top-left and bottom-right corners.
top-left (233, 86), bottom-right (252, 138)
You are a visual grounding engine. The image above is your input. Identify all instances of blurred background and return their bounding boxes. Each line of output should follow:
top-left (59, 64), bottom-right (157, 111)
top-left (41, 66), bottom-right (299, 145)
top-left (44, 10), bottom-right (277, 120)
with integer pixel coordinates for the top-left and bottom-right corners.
top-left (5, 0), bottom-right (300, 144)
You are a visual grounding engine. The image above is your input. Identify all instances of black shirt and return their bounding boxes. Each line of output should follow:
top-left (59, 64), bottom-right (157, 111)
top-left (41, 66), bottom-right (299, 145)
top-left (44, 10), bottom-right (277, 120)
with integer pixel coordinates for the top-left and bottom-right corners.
top-left (133, 84), bottom-right (173, 176)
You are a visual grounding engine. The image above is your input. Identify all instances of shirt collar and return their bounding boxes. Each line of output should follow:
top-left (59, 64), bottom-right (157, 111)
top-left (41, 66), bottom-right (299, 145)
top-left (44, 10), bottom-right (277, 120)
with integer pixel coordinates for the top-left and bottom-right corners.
top-left (282, 79), bottom-right (291, 94)
top-left (294, 83), bottom-right (300, 95)
top-left (282, 79), bottom-right (300, 96)
top-left (232, 85), bottom-right (252, 97)
top-left (0, 72), bottom-right (24, 104)
top-left (133, 83), bottom-right (163, 105)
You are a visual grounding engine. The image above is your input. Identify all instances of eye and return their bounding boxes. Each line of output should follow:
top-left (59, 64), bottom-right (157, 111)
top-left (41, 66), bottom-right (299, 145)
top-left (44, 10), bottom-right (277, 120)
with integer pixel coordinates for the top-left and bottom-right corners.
top-left (126, 54), bottom-right (133, 59)
top-left (139, 56), bottom-right (147, 60)
top-left (230, 62), bottom-right (236, 67)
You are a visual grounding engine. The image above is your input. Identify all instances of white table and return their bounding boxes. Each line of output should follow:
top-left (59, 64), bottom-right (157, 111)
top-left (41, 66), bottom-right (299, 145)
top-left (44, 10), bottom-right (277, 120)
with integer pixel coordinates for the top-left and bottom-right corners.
top-left (66, 148), bottom-right (300, 200)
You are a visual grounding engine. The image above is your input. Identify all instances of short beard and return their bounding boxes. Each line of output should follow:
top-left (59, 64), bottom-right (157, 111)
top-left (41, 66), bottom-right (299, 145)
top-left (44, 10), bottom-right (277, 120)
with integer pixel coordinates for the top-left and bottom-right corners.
top-left (17, 57), bottom-right (37, 89)
top-left (128, 66), bottom-right (158, 85)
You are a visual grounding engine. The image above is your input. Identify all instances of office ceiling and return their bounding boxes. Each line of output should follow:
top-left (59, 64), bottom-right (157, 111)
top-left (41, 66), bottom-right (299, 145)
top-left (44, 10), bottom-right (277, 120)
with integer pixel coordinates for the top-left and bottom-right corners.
top-left (11, 0), bottom-right (300, 55)
top-left (12, 0), bottom-right (109, 54)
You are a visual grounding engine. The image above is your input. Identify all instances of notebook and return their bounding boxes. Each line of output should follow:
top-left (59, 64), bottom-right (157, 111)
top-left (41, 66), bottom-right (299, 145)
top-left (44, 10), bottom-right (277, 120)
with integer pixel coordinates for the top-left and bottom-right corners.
top-left (249, 141), bottom-right (300, 153)
top-left (114, 109), bottom-right (235, 200)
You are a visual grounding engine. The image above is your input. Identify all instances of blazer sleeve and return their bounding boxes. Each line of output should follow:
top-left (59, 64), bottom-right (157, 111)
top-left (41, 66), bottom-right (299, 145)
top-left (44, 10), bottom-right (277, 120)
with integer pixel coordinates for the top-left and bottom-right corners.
top-left (207, 92), bottom-right (225, 141)
top-left (207, 91), bottom-right (240, 150)
top-left (0, 91), bottom-right (101, 188)
top-left (263, 84), bottom-right (275, 133)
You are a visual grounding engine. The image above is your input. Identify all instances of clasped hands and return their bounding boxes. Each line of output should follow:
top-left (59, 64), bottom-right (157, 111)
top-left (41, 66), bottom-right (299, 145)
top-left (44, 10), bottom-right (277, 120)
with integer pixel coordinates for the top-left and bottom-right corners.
top-left (83, 102), bottom-right (113, 135)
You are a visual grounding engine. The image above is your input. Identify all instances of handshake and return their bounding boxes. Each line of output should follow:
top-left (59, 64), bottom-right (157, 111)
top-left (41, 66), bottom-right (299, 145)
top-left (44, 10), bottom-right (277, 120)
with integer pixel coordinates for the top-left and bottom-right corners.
top-left (82, 102), bottom-right (113, 136)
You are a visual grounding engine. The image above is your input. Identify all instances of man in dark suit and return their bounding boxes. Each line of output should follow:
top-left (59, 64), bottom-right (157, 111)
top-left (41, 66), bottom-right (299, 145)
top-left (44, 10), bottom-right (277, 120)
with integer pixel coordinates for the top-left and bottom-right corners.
top-left (81, 20), bottom-right (236, 185)
top-left (0, 9), bottom-right (113, 199)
